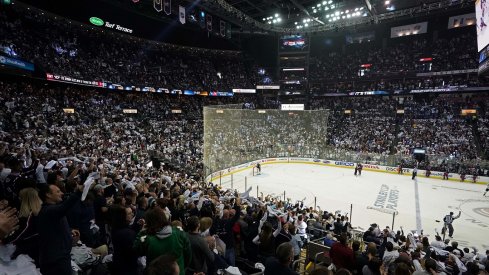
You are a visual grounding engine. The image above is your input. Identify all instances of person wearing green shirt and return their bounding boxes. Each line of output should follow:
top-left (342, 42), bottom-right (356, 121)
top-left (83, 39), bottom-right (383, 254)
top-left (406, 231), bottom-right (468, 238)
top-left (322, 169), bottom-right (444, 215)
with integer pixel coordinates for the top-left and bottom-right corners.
top-left (134, 207), bottom-right (191, 275)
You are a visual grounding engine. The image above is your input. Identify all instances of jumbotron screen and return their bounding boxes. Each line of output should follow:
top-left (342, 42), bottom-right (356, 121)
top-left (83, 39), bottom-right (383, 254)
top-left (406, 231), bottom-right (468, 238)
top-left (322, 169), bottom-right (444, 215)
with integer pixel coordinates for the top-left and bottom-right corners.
top-left (476, 0), bottom-right (489, 52)
top-left (279, 35), bottom-right (308, 52)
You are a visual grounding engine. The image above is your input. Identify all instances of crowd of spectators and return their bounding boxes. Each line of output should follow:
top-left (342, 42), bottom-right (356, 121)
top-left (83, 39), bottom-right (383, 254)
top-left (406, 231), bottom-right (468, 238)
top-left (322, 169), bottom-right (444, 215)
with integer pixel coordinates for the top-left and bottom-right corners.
top-left (307, 94), bottom-right (489, 174)
top-left (309, 31), bottom-right (477, 81)
top-left (308, 30), bottom-right (485, 94)
top-left (0, 63), bottom-right (488, 275)
top-left (1, 3), bottom-right (489, 275)
top-left (2, 4), bottom-right (488, 97)
top-left (0, 4), bottom-right (258, 92)
top-left (1, 78), bottom-right (489, 275)
top-left (204, 105), bottom-right (329, 172)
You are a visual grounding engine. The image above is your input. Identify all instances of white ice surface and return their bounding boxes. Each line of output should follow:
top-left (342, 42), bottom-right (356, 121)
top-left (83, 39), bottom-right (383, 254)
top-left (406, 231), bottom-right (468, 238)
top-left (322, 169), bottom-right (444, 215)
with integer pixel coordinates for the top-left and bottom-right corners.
top-left (216, 163), bottom-right (489, 250)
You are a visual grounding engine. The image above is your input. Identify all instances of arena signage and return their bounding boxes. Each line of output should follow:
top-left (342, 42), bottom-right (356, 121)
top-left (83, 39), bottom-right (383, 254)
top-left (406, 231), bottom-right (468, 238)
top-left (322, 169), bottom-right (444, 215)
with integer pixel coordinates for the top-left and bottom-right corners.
top-left (256, 85), bottom-right (280, 89)
top-left (385, 167), bottom-right (411, 174)
top-left (428, 171), bottom-right (452, 178)
top-left (232, 89), bottom-right (256, 93)
top-left (390, 22), bottom-right (427, 38)
top-left (46, 73), bottom-right (105, 87)
top-left (410, 88), bottom-right (452, 93)
top-left (281, 104), bottom-right (304, 111)
top-left (416, 69), bottom-right (477, 76)
top-left (448, 13), bottom-right (475, 29)
top-left (157, 88), bottom-right (170, 93)
top-left (290, 158), bottom-right (310, 161)
top-left (89, 17), bottom-right (104, 26)
top-left (0, 55), bottom-right (34, 71)
top-left (89, 17), bottom-right (134, 34)
top-left (209, 91), bottom-right (233, 97)
top-left (363, 164), bottom-right (380, 170)
top-left (123, 109), bottom-right (138, 114)
top-left (348, 91), bottom-right (388, 96)
top-left (334, 161), bottom-right (354, 166)
top-left (373, 184), bottom-right (399, 211)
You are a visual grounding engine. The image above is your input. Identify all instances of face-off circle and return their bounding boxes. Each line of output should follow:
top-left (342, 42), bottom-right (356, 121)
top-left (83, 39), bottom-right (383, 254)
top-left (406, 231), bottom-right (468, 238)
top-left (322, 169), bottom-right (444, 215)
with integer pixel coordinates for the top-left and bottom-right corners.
top-left (473, 207), bottom-right (489, 218)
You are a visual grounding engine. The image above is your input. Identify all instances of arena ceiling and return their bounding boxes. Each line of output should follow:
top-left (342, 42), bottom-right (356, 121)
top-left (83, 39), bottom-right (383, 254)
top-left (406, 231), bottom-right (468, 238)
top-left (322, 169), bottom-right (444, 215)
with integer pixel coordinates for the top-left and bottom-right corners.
top-left (120, 0), bottom-right (475, 33)
top-left (219, 0), bottom-right (475, 32)
top-left (19, 0), bottom-right (475, 35)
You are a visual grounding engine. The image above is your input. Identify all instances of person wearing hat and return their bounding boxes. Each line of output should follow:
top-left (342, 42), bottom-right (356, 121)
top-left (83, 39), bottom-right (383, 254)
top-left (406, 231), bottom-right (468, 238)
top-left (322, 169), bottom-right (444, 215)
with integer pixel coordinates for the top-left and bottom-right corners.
top-left (442, 211), bottom-right (461, 238)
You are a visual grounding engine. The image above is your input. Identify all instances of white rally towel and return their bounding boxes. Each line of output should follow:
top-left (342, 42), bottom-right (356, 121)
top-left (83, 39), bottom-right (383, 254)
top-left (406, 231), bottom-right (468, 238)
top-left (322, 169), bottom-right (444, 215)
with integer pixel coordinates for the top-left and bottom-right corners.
top-left (81, 177), bottom-right (95, 201)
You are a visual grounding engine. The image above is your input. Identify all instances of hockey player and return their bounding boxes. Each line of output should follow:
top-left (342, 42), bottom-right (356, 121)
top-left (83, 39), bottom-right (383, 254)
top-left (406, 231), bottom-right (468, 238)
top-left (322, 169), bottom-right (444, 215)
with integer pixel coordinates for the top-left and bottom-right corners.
top-left (255, 162), bottom-right (261, 175)
top-left (425, 164), bottom-right (431, 178)
top-left (442, 211), bottom-right (461, 238)
top-left (398, 162), bottom-right (404, 175)
top-left (484, 182), bottom-right (489, 197)
top-left (443, 166), bottom-right (449, 180)
top-left (354, 164), bottom-right (358, 176)
top-left (472, 169), bottom-right (478, 183)
top-left (412, 166), bottom-right (418, 180)
top-left (460, 170), bottom-right (466, 182)
top-left (357, 163), bottom-right (363, 176)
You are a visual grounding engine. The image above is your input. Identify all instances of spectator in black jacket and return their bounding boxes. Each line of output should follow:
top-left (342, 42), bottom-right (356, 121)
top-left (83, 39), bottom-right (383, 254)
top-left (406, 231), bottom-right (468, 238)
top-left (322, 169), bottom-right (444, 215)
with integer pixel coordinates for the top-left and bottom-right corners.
top-left (334, 217), bottom-right (344, 235)
top-left (109, 204), bottom-right (138, 275)
top-left (264, 242), bottom-right (298, 275)
top-left (37, 183), bottom-right (83, 275)
top-left (210, 197), bottom-right (241, 266)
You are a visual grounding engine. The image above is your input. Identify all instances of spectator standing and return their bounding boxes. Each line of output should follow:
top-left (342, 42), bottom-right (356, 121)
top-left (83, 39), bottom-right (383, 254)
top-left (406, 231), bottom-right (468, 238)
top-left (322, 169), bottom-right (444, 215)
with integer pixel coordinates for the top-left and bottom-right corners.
top-left (264, 243), bottom-right (298, 275)
top-left (109, 204), bottom-right (138, 275)
top-left (134, 207), bottom-right (192, 275)
top-left (186, 215), bottom-right (215, 274)
top-left (330, 233), bottom-right (355, 271)
top-left (37, 183), bottom-right (83, 275)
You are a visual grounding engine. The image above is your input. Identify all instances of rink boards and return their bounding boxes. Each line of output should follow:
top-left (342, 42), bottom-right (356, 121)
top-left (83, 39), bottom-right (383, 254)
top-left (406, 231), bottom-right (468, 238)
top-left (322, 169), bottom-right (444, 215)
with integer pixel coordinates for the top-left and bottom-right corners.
top-left (208, 157), bottom-right (489, 185)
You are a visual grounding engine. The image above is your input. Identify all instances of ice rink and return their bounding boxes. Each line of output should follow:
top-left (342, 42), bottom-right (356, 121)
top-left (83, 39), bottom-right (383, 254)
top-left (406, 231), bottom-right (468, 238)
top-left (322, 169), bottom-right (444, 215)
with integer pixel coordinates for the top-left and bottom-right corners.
top-left (216, 163), bottom-right (489, 250)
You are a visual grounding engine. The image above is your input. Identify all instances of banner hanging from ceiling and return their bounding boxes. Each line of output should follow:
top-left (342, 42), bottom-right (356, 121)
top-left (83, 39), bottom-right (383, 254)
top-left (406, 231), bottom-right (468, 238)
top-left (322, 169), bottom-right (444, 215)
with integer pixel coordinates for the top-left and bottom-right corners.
top-left (206, 14), bottom-right (213, 31)
top-left (153, 0), bottom-right (162, 12)
top-left (164, 0), bottom-right (171, 15)
top-left (179, 6), bottom-right (185, 24)
top-left (220, 20), bottom-right (226, 37)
